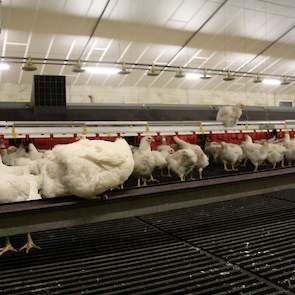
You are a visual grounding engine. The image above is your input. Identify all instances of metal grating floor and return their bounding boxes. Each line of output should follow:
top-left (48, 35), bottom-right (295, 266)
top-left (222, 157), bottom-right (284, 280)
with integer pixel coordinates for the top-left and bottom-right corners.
top-left (2, 191), bottom-right (295, 294)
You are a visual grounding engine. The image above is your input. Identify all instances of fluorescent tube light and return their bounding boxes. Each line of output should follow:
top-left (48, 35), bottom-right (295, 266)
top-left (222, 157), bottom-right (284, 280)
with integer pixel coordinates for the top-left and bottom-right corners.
top-left (186, 72), bottom-right (201, 79)
top-left (262, 79), bottom-right (281, 85)
top-left (0, 63), bottom-right (10, 70)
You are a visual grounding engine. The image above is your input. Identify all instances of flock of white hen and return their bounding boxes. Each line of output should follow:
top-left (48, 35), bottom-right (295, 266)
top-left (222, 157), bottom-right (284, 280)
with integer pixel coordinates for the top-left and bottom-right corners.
top-left (0, 138), bottom-right (134, 203)
top-left (132, 136), bottom-right (209, 186)
top-left (0, 104), bottom-right (292, 204)
top-left (1, 130), bottom-right (293, 205)
top-left (205, 133), bottom-right (295, 172)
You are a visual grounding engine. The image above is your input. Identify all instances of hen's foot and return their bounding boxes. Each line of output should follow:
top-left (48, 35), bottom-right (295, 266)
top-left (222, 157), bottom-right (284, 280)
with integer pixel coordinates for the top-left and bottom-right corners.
top-left (20, 233), bottom-right (41, 254)
top-left (101, 194), bottom-right (109, 200)
top-left (231, 164), bottom-right (238, 171)
top-left (180, 176), bottom-right (185, 181)
top-left (0, 238), bottom-right (17, 256)
top-left (111, 184), bottom-right (124, 190)
top-left (147, 177), bottom-right (159, 183)
top-left (223, 162), bottom-right (231, 172)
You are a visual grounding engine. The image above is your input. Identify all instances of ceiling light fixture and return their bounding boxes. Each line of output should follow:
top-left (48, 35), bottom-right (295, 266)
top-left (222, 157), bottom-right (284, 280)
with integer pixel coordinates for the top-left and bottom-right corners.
top-left (223, 70), bottom-right (235, 81)
top-left (0, 63), bottom-right (10, 70)
top-left (22, 56), bottom-right (37, 71)
top-left (118, 63), bottom-right (130, 75)
top-left (147, 64), bottom-right (160, 76)
top-left (253, 73), bottom-right (262, 83)
top-left (84, 66), bottom-right (119, 74)
top-left (262, 78), bottom-right (281, 85)
top-left (281, 76), bottom-right (291, 85)
top-left (174, 67), bottom-right (185, 78)
top-left (72, 61), bottom-right (85, 73)
top-left (186, 72), bottom-right (201, 80)
top-left (2, 54), bottom-right (294, 85)
top-left (200, 68), bottom-right (212, 79)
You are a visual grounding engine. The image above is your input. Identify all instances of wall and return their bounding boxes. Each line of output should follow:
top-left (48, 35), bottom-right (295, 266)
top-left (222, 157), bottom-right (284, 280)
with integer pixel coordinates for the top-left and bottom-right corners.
top-left (0, 82), bottom-right (293, 107)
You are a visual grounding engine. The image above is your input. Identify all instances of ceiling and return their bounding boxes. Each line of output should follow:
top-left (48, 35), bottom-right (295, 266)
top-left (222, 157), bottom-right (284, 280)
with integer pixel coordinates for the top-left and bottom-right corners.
top-left (1, 0), bottom-right (295, 94)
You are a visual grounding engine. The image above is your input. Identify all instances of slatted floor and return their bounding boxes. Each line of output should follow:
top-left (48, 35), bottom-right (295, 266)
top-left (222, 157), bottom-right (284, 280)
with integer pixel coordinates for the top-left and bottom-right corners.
top-left (2, 191), bottom-right (295, 294)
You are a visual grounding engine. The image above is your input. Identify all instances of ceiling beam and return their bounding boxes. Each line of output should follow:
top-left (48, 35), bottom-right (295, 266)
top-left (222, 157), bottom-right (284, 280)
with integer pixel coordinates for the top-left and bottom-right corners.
top-left (78, 0), bottom-right (112, 61)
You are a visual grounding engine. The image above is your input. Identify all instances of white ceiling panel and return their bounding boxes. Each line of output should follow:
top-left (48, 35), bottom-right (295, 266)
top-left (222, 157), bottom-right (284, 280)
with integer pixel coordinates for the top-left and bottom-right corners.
top-left (5, 43), bottom-right (26, 56)
top-left (0, 0), bottom-right (295, 94)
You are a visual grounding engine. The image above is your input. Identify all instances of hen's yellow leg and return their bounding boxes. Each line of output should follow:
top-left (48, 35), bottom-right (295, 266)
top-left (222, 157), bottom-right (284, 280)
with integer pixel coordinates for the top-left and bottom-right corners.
top-left (223, 161), bottom-right (231, 171)
top-left (137, 178), bottom-right (141, 187)
top-left (0, 238), bottom-right (17, 256)
top-left (253, 163), bottom-right (258, 172)
top-left (198, 168), bottom-right (203, 180)
top-left (20, 233), bottom-right (41, 254)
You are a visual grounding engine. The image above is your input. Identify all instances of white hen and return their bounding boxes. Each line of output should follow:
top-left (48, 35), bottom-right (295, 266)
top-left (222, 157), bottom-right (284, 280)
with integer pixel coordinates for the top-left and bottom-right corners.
top-left (0, 145), bottom-right (24, 166)
top-left (263, 142), bottom-right (286, 169)
top-left (173, 137), bottom-right (209, 179)
top-left (39, 156), bottom-right (69, 198)
top-left (0, 174), bottom-right (41, 204)
top-left (204, 142), bottom-right (222, 163)
top-left (219, 142), bottom-right (243, 171)
top-left (0, 143), bottom-right (43, 166)
top-left (241, 135), bottom-right (268, 172)
top-left (151, 151), bottom-right (167, 170)
top-left (0, 154), bottom-right (31, 175)
top-left (167, 149), bottom-right (197, 181)
top-left (155, 144), bottom-right (174, 176)
top-left (133, 136), bottom-right (156, 186)
top-left (47, 138), bottom-right (134, 199)
top-left (216, 104), bottom-right (244, 127)
top-left (282, 133), bottom-right (295, 166)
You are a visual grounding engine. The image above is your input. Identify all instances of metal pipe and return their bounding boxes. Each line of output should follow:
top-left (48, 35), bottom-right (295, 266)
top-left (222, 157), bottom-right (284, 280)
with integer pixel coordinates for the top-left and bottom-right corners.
top-left (159, 0), bottom-right (229, 72)
top-left (2, 56), bottom-right (295, 81)
top-left (78, 0), bottom-right (112, 61)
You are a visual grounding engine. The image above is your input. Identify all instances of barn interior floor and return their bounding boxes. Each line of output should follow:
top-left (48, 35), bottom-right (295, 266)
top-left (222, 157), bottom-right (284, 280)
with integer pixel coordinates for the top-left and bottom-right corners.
top-left (1, 189), bottom-right (295, 294)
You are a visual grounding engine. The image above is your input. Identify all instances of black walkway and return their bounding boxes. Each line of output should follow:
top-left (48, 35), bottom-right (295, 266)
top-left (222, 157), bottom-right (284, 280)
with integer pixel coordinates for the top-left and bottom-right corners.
top-left (1, 189), bottom-right (295, 294)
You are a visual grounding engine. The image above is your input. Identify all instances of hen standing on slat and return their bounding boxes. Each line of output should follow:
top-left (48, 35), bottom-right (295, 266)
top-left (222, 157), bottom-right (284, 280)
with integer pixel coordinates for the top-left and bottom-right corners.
top-left (219, 142), bottom-right (244, 171)
top-left (167, 149), bottom-right (197, 181)
top-left (241, 135), bottom-right (268, 172)
top-left (173, 136), bottom-right (209, 179)
top-left (132, 136), bottom-right (156, 186)
top-left (282, 132), bottom-right (295, 166)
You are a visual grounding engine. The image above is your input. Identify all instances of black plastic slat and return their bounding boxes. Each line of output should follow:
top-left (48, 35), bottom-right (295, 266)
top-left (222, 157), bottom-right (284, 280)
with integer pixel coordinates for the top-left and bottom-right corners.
top-left (0, 212), bottom-right (283, 295)
top-left (143, 191), bottom-right (295, 293)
